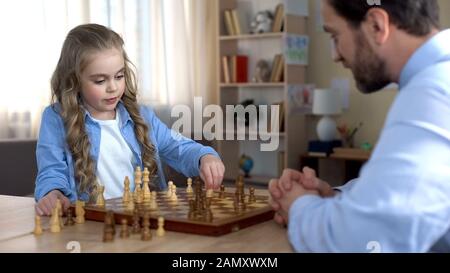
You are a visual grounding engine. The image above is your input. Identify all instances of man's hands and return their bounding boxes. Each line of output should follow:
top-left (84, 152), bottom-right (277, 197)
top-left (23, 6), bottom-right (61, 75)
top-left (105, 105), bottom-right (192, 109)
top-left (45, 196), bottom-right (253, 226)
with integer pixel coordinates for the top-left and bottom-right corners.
top-left (35, 190), bottom-right (71, 216)
top-left (268, 167), bottom-right (335, 226)
top-left (200, 154), bottom-right (225, 190)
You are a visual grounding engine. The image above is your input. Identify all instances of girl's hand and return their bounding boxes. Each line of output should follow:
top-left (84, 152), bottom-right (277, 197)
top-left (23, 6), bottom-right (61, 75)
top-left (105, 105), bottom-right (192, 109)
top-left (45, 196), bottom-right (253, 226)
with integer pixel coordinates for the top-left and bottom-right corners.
top-left (199, 155), bottom-right (225, 190)
top-left (35, 190), bottom-right (71, 216)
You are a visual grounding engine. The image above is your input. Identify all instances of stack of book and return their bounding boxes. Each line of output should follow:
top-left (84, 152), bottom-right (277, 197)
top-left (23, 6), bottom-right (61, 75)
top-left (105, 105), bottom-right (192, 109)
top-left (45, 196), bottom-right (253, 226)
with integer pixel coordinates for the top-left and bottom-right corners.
top-left (272, 4), bottom-right (285, 32)
top-left (270, 54), bottom-right (285, 82)
top-left (222, 55), bottom-right (248, 83)
top-left (223, 9), bottom-right (242, 36)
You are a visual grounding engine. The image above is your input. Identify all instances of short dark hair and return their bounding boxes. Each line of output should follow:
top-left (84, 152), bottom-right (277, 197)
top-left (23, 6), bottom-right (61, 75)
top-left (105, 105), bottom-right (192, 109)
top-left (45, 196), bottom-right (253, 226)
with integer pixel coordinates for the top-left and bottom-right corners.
top-left (326, 0), bottom-right (440, 36)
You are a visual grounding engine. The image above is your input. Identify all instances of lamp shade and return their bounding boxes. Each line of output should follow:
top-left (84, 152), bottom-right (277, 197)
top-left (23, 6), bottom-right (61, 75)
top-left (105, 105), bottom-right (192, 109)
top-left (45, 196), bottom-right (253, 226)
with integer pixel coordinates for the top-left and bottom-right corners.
top-left (312, 89), bottom-right (341, 115)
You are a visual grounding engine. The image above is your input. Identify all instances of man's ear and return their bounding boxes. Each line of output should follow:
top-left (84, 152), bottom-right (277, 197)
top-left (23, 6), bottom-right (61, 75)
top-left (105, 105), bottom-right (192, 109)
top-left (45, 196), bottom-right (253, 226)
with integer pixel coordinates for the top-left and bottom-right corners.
top-left (363, 8), bottom-right (390, 45)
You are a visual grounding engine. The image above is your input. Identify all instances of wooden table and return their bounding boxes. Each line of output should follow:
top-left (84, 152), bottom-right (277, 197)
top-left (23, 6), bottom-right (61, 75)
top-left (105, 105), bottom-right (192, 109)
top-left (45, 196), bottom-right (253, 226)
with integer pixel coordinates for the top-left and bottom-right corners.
top-left (0, 195), bottom-right (293, 253)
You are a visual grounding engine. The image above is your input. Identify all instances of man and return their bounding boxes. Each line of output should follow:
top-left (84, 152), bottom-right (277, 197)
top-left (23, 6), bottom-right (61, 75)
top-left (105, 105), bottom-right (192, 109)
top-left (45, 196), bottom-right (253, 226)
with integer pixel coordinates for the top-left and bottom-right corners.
top-left (269, 0), bottom-right (450, 252)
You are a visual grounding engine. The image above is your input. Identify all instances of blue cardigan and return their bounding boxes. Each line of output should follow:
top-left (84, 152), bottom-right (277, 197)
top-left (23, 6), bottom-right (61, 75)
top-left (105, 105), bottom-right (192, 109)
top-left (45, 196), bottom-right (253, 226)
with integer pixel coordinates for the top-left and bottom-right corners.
top-left (35, 102), bottom-right (219, 202)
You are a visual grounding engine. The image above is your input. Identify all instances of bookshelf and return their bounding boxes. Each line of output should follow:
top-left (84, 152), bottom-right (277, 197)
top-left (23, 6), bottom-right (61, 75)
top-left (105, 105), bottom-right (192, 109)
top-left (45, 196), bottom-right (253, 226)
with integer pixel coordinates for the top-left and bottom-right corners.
top-left (216, 0), bottom-right (309, 185)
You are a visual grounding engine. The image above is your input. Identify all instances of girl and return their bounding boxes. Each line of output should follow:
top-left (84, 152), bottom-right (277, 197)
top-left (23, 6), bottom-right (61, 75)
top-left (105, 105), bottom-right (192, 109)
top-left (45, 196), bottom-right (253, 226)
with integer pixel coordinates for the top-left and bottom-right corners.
top-left (35, 24), bottom-right (224, 216)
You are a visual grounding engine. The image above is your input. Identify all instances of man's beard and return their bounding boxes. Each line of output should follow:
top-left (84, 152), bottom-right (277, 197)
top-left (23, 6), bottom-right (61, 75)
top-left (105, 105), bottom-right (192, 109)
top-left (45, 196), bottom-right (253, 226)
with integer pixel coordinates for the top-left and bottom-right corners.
top-left (351, 31), bottom-right (392, 94)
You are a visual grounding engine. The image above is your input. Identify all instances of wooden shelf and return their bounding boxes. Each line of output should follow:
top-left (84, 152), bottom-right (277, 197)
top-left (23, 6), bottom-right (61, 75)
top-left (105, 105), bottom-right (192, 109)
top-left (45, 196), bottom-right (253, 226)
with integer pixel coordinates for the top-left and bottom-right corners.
top-left (220, 83), bottom-right (285, 88)
top-left (217, 0), bottom-right (307, 181)
top-left (219, 32), bottom-right (283, 41)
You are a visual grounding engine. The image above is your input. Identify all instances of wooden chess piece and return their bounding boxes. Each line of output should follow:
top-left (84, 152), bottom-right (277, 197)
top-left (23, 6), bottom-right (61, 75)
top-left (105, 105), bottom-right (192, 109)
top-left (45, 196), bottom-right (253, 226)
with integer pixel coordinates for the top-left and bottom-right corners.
top-left (33, 215), bottom-right (43, 235)
top-left (126, 197), bottom-right (135, 211)
top-left (110, 212), bottom-right (116, 236)
top-left (188, 199), bottom-right (195, 220)
top-left (206, 189), bottom-right (213, 198)
top-left (132, 208), bottom-right (141, 234)
top-left (56, 199), bottom-right (64, 228)
top-left (65, 208), bottom-right (75, 226)
top-left (134, 166), bottom-right (142, 203)
top-left (50, 207), bottom-right (61, 233)
top-left (170, 185), bottom-right (178, 202)
top-left (186, 178), bottom-right (193, 193)
top-left (141, 213), bottom-right (152, 241)
top-left (123, 176), bottom-right (132, 203)
top-left (156, 216), bottom-right (165, 237)
top-left (219, 184), bottom-right (225, 198)
top-left (248, 187), bottom-right (256, 203)
top-left (149, 191), bottom-right (158, 210)
top-left (75, 200), bottom-right (85, 224)
top-left (142, 167), bottom-right (151, 202)
top-left (103, 211), bottom-right (114, 242)
top-left (205, 198), bottom-right (213, 222)
top-left (96, 184), bottom-right (106, 207)
top-left (120, 218), bottom-right (130, 238)
top-left (166, 181), bottom-right (174, 198)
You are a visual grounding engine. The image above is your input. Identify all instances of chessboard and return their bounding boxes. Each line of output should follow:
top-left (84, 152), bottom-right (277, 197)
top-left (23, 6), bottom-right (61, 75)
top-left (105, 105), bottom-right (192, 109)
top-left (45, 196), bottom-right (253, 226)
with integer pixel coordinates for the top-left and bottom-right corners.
top-left (78, 186), bottom-right (275, 236)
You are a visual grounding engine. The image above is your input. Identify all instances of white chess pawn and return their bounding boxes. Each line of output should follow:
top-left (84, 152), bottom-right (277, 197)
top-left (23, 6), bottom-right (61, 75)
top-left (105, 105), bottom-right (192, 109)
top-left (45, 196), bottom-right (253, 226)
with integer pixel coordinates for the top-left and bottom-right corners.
top-left (156, 216), bottom-right (165, 237)
top-left (33, 215), bottom-right (43, 235)
top-left (123, 176), bottom-right (132, 203)
top-left (186, 178), bottom-right (193, 193)
top-left (166, 181), bottom-right (174, 197)
top-left (75, 200), bottom-right (85, 224)
top-left (170, 185), bottom-right (178, 201)
top-left (50, 207), bottom-right (61, 233)
top-left (142, 167), bottom-right (151, 202)
top-left (96, 185), bottom-right (105, 206)
top-left (150, 191), bottom-right (158, 210)
top-left (56, 199), bottom-right (64, 228)
top-left (206, 189), bottom-right (213, 198)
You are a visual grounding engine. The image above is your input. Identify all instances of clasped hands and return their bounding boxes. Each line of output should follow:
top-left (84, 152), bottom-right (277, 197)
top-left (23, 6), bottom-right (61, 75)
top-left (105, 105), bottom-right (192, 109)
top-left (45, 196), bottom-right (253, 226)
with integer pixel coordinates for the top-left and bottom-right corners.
top-left (268, 167), bottom-right (336, 226)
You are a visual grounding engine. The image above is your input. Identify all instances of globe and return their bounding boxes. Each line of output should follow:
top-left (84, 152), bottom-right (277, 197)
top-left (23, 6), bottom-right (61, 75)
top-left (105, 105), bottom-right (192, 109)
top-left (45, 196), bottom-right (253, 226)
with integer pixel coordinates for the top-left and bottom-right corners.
top-left (239, 154), bottom-right (254, 178)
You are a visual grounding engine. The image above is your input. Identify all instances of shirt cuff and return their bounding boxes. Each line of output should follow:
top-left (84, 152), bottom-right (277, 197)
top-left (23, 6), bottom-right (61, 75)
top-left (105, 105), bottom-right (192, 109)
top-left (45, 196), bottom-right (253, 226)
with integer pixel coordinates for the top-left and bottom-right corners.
top-left (288, 194), bottom-right (323, 252)
top-left (196, 146), bottom-right (220, 168)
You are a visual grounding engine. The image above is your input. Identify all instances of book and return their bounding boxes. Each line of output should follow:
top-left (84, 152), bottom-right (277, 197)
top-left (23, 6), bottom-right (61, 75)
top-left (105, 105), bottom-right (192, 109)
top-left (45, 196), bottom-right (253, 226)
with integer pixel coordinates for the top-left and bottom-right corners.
top-left (231, 55), bottom-right (248, 83)
top-left (224, 10), bottom-right (236, 35)
top-left (274, 55), bottom-right (285, 82)
top-left (308, 140), bottom-right (342, 155)
top-left (222, 56), bottom-right (230, 83)
top-left (272, 4), bottom-right (285, 32)
top-left (231, 56), bottom-right (236, 83)
top-left (270, 54), bottom-right (281, 82)
top-left (269, 101), bottom-right (285, 132)
top-left (231, 9), bottom-right (242, 35)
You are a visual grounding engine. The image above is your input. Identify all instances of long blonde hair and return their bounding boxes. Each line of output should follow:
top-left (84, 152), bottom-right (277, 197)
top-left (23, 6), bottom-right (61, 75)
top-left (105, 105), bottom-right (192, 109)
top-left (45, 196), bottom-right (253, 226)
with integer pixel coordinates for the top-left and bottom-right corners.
top-left (51, 24), bottom-right (157, 200)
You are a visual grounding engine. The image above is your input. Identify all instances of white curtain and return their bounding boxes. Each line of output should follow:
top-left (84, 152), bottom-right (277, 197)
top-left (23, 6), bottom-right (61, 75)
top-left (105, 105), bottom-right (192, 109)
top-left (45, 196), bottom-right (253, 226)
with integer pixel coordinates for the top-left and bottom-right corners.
top-left (0, 0), bottom-right (216, 139)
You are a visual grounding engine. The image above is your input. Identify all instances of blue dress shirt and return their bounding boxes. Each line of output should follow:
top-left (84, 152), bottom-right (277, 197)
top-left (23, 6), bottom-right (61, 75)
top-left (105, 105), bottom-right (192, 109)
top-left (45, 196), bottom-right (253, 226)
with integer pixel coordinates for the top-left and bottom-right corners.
top-left (288, 29), bottom-right (450, 252)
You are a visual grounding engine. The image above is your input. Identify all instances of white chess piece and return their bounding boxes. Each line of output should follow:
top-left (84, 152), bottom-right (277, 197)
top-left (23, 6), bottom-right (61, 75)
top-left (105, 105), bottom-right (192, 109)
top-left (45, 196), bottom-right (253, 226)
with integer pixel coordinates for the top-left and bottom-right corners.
top-left (150, 191), bottom-right (158, 210)
top-left (156, 216), bottom-right (165, 237)
top-left (186, 178), bottom-right (193, 193)
top-left (166, 181), bottom-right (174, 198)
top-left (170, 185), bottom-right (178, 201)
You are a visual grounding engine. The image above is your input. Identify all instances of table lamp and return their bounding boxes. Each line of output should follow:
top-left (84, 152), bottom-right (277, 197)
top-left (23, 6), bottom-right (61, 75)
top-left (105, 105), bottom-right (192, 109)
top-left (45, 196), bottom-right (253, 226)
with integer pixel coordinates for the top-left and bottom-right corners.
top-left (312, 88), bottom-right (341, 142)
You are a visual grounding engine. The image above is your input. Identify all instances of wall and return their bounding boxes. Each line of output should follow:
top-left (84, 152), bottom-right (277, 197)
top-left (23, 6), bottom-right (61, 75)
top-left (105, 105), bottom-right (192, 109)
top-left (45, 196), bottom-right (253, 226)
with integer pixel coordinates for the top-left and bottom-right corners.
top-left (306, 0), bottom-right (450, 148)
